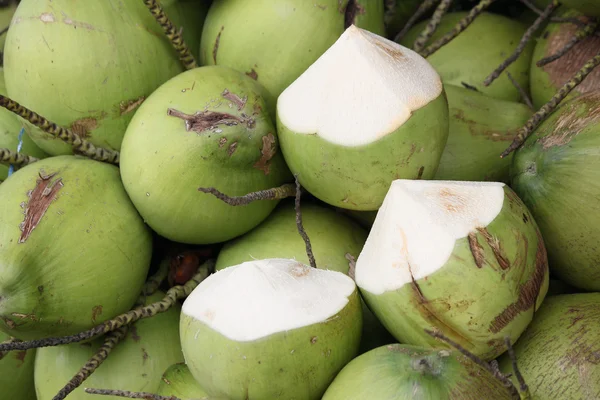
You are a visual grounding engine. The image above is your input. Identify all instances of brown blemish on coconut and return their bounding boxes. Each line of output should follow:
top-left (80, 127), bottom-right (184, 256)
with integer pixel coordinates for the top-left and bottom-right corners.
top-left (290, 262), bottom-right (311, 277)
top-left (344, 0), bottom-right (366, 28)
top-left (91, 305), bottom-right (103, 323)
top-left (70, 117), bottom-right (98, 138)
top-left (213, 26), bottom-right (224, 64)
top-left (40, 13), bottom-right (55, 23)
top-left (468, 232), bottom-right (485, 268)
top-left (11, 313), bottom-right (38, 321)
top-left (227, 142), bottom-right (238, 156)
top-left (417, 166), bottom-right (425, 179)
top-left (119, 96), bottom-right (145, 115)
top-left (19, 172), bottom-right (64, 243)
top-left (253, 133), bottom-right (277, 175)
top-left (167, 108), bottom-right (254, 133)
top-left (142, 348), bottom-right (149, 364)
top-left (218, 137), bottom-right (228, 147)
top-left (345, 253), bottom-right (356, 279)
top-left (476, 227), bottom-right (510, 270)
top-left (374, 40), bottom-right (405, 61)
top-left (311, 336), bottom-right (318, 344)
top-left (38, 285), bottom-right (44, 294)
top-left (2, 318), bottom-right (16, 330)
top-left (222, 89), bottom-right (247, 111)
top-left (14, 351), bottom-right (27, 366)
top-left (489, 231), bottom-right (548, 333)
top-left (130, 325), bottom-right (141, 342)
top-left (246, 69), bottom-right (258, 80)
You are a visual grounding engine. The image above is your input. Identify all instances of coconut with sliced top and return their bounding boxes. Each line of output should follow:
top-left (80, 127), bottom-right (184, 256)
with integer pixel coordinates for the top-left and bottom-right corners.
top-left (355, 179), bottom-right (549, 361)
top-left (276, 25), bottom-right (449, 211)
top-left (180, 258), bottom-right (363, 400)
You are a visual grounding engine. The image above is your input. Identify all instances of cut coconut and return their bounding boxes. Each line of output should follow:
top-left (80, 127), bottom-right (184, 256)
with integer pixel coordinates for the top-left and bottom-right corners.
top-left (278, 25), bottom-right (442, 147)
top-left (355, 180), bottom-right (505, 295)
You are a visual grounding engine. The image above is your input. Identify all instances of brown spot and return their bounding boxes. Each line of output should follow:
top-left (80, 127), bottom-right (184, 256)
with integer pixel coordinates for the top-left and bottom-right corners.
top-left (167, 108), bottom-right (253, 133)
top-left (522, 213), bottom-right (529, 223)
top-left (246, 69), bottom-right (258, 80)
top-left (290, 262), bottom-right (311, 277)
top-left (69, 117), bottom-right (98, 138)
top-left (38, 285), bottom-right (44, 294)
top-left (417, 166), bottom-right (425, 179)
top-left (311, 336), bottom-right (318, 344)
top-left (252, 101), bottom-right (263, 116)
top-left (222, 89), bottom-right (247, 111)
top-left (476, 227), bottom-right (510, 270)
top-left (345, 253), bottom-right (356, 279)
top-left (374, 40), bottom-right (405, 61)
top-left (14, 351), bottom-right (26, 365)
top-left (344, 0), bottom-right (365, 28)
top-left (19, 172), bottom-right (63, 243)
top-left (2, 318), bottom-right (16, 329)
top-left (162, 377), bottom-right (171, 385)
top-left (91, 305), bottom-right (103, 324)
top-left (119, 96), bottom-right (145, 115)
top-left (130, 325), bottom-right (141, 342)
top-left (227, 142), bottom-right (238, 156)
top-left (468, 232), bottom-right (485, 268)
top-left (11, 313), bottom-right (38, 321)
top-left (141, 348), bottom-right (149, 364)
top-left (489, 230), bottom-right (548, 333)
top-left (213, 26), bottom-right (224, 64)
top-left (218, 137), bottom-right (228, 147)
top-left (438, 188), bottom-right (467, 214)
top-left (253, 133), bottom-right (277, 175)
top-left (544, 19), bottom-right (600, 95)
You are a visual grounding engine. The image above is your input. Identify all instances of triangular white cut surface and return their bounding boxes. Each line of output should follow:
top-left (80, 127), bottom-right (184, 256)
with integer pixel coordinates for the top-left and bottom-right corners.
top-left (277, 25), bottom-right (443, 147)
top-left (355, 180), bottom-right (506, 295)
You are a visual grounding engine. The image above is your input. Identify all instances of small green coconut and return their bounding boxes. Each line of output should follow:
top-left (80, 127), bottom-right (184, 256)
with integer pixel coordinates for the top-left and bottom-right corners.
top-left (355, 179), bottom-right (549, 361)
top-left (322, 344), bottom-right (515, 400)
top-left (0, 332), bottom-right (36, 400)
top-left (434, 84), bottom-right (533, 183)
top-left (119, 65), bottom-right (292, 245)
top-left (400, 12), bottom-right (534, 102)
top-left (0, 155), bottom-right (152, 340)
top-left (498, 293), bottom-right (600, 399)
top-left (34, 291), bottom-right (184, 400)
top-left (277, 25), bottom-right (449, 211)
top-left (529, 9), bottom-right (600, 108)
top-left (3, 0), bottom-right (184, 156)
top-left (156, 363), bottom-right (209, 399)
top-left (510, 90), bottom-right (600, 291)
top-left (180, 258), bottom-right (363, 400)
top-left (200, 0), bottom-right (385, 103)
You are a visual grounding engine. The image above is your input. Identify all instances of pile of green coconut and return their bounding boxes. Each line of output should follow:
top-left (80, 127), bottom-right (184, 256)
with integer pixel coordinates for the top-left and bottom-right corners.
top-left (0, 0), bottom-right (599, 399)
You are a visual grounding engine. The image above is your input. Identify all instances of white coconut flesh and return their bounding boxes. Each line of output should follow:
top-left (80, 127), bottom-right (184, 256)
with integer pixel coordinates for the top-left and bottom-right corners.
top-left (355, 180), bottom-right (506, 295)
top-left (181, 258), bottom-right (356, 342)
top-left (276, 25), bottom-right (443, 147)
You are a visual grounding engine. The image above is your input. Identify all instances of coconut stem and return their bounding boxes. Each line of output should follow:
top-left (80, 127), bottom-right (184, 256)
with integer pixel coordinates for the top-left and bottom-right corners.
top-left (424, 329), bottom-right (520, 399)
top-left (84, 388), bottom-right (180, 400)
top-left (393, 0), bottom-right (439, 43)
top-left (419, 0), bottom-right (496, 58)
top-left (501, 51), bottom-right (600, 157)
top-left (294, 175), bottom-right (317, 269)
top-left (198, 183), bottom-right (296, 206)
top-left (0, 337), bottom-right (20, 360)
top-left (0, 260), bottom-right (214, 353)
top-left (142, 0), bottom-right (198, 70)
top-left (536, 21), bottom-right (599, 67)
top-left (0, 148), bottom-right (39, 168)
top-left (0, 95), bottom-right (120, 165)
top-left (483, 1), bottom-right (559, 87)
top-left (504, 337), bottom-right (531, 399)
top-left (413, 0), bottom-right (454, 52)
top-left (507, 72), bottom-right (535, 111)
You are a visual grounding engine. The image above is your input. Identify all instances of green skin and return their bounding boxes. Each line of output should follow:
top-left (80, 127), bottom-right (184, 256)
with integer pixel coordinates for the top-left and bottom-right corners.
top-left (215, 199), bottom-right (396, 354)
top-left (276, 92), bottom-right (449, 211)
top-left (119, 65), bottom-right (292, 245)
top-left (180, 288), bottom-right (363, 400)
top-left (165, 0), bottom-right (210, 62)
top-left (156, 363), bottom-right (209, 399)
top-left (359, 186), bottom-right (550, 361)
top-left (322, 344), bottom-right (514, 400)
top-left (3, 0), bottom-right (184, 156)
top-left (0, 155), bottom-right (152, 340)
top-left (498, 293), bottom-right (600, 399)
top-left (510, 91), bottom-right (600, 291)
top-left (352, 0), bottom-right (386, 37)
top-left (434, 84), bottom-right (533, 183)
top-left (0, 1), bottom-right (17, 50)
top-left (34, 292), bottom-right (184, 400)
top-left (530, 8), bottom-right (600, 109)
top-left (401, 12), bottom-right (534, 102)
top-left (200, 0), bottom-right (385, 103)
top-left (0, 332), bottom-right (36, 400)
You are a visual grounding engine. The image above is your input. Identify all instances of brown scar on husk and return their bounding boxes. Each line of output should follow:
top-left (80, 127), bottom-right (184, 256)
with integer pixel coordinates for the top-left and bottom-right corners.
top-left (375, 40), bottom-right (405, 61)
top-left (218, 137), bottom-right (228, 147)
top-left (417, 166), bottom-right (425, 179)
top-left (19, 172), bottom-right (64, 243)
top-left (69, 117), bottom-right (98, 138)
top-left (91, 305), bottom-right (103, 324)
top-left (119, 96), bottom-right (145, 115)
top-left (290, 262), bottom-right (311, 278)
top-left (246, 69), bottom-right (258, 80)
top-left (130, 325), bottom-right (141, 342)
top-left (167, 108), bottom-right (254, 133)
top-left (476, 227), bottom-right (510, 270)
top-left (227, 142), bottom-right (238, 156)
top-left (141, 348), bottom-right (149, 364)
top-left (345, 253), bottom-right (356, 280)
top-left (489, 232), bottom-right (548, 334)
top-left (221, 89), bottom-right (247, 111)
top-left (253, 133), bottom-right (277, 175)
top-left (213, 26), bottom-right (224, 64)
top-left (14, 351), bottom-right (27, 365)
top-left (11, 313), bottom-right (38, 321)
top-left (468, 232), bottom-right (485, 268)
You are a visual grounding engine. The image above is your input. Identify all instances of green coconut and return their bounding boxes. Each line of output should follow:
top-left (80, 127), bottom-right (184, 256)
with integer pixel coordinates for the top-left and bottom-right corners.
top-left (200, 0), bottom-right (386, 103)
top-left (322, 344), bottom-right (515, 400)
top-left (0, 67), bottom-right (48, 182)
top-left (0, 0), bottom-right (17, 50)
top-left (180, 258), bottom-right (363, 400)
top-left (156, 363), bottom-right (209, 399)
top-left (276, 25), bottom-right (449, 211)
top-left (34, 291), bottom-right (184, 400)
top-left (0, 332), bottom-right (36, 400)
top-left (355, 179), bottom-right (549, 361)
top-left (0, 155), bottom-right (152, 340)
top-left (3, 0), bottom-right (184, 156)
top-left (434, 84), bottom-right (533, 183)
top-left (215, 199), bottom-right (395, 354)
top-left (400, 12), bottom-right (534, 102)
top-left (119, 65), bottom-right (291, 245)
top-left (529, 9), bottom-right (600, 109)
top-left (498, 293), bottom-right (600, 399)
top-left (510, 90), bottom-right (600, 291)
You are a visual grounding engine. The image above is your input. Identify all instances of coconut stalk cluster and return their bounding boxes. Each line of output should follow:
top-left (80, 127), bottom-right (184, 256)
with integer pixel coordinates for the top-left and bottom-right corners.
top-left (0, 1), bottom-right (599, 399)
